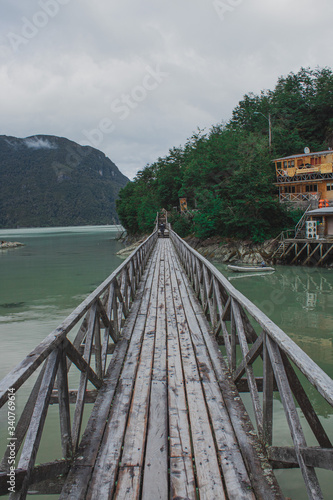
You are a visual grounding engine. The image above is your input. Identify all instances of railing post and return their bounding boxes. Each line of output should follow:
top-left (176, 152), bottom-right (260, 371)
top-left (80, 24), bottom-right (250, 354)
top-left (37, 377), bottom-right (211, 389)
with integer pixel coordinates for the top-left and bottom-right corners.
top-left (263, 332), bottom-right (274, 446)
top-left (230, 298), bottom-right (237, 372)
top-left (57, 343), bottom-right (73, 459)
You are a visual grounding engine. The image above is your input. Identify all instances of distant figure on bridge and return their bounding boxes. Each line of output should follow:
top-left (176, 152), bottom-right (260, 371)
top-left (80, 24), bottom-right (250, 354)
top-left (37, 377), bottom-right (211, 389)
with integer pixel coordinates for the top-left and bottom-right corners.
top-left (159, 223), bottom-right (165, 238)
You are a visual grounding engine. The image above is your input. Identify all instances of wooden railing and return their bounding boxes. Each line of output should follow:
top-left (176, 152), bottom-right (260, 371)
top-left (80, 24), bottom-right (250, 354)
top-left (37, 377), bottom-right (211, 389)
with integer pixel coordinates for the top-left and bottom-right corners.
top-left (0, 230), bottom-right (158, 498)
top-left (279, 192), bottom-right (320, 203)
top-left (170, 229), bottom-right (333, 500)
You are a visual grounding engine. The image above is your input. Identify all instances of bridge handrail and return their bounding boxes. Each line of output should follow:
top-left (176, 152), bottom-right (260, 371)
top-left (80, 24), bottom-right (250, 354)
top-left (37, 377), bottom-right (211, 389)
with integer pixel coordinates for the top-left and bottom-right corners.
top-left (170, 228), bottom-right (333, 498)
top-left (0, 229), bottom-right (158, 497)
top-left (170, 229), bottom-right (333, 404)
top-left (0, 230), bottom-right (158, 406)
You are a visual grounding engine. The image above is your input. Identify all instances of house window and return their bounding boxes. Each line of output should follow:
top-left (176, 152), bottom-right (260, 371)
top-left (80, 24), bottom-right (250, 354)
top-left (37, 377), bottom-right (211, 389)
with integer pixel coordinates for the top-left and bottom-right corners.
top-left (305, 184), bottom-right (318, 192)
top-left (327, 183), bottom-right (332, 191)
top-left (284, 186), bottom-right (296, 193)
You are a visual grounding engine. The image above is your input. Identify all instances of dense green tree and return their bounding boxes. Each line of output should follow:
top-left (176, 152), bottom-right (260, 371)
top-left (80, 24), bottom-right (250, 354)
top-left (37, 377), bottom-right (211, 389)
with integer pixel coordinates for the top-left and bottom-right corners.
top-left (117, 66), bottom-right (333, 241)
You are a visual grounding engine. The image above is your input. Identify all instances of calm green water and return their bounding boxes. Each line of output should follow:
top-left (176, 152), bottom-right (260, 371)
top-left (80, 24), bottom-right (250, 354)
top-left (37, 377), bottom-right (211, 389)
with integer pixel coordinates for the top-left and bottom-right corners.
top-left (0, 226), bottom-right (124, 499)
top-left (215, 262), bottom-right (333, 499)
top-left (217, 264), bottom-right (333, 375)
top-left (0, 229), bottom-right (332, 498)
top-left (0, 226), bottom-right (125, 378)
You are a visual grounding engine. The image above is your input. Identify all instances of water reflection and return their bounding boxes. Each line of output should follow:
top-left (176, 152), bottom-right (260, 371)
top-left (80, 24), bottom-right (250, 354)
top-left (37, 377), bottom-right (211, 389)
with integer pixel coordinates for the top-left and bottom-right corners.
top-left (215, 263), bottom-right (333, 375)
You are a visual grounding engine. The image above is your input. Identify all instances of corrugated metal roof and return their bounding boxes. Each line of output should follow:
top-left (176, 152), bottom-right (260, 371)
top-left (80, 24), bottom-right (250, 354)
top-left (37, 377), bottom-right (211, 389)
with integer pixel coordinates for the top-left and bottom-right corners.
top-left (307, 207), bottom-right (333, 216)
top-left (273, 150), bottom-right (333, 162)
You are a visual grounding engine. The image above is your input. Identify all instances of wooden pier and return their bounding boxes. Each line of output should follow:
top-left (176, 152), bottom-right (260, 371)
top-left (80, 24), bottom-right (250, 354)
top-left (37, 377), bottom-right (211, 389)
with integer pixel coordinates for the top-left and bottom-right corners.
top-left (0, 224), bottom-right (333, 499)
top-left (273, 237), bottom-right (333, 266)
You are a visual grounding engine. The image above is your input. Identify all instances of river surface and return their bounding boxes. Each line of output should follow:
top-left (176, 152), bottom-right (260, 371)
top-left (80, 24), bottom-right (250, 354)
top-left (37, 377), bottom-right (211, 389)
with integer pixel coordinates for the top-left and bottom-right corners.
top-left (0, 227), bottom-right (332, 498)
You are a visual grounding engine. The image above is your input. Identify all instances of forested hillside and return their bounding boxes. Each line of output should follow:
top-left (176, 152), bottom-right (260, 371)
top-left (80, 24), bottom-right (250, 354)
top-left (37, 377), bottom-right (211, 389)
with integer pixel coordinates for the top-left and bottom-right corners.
top-left (117, 67), bottom-right (333, 241)
top-left (0, 135), bottom-right (129, 228)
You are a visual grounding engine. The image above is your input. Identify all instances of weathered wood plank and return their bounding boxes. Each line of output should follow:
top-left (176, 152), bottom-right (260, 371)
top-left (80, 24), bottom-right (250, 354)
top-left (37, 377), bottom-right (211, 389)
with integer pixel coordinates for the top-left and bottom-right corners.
top-left (170, 456), bottom-right (197, 500)
top-left (269, 446), bottom-right (333, 471)
top-left (316, 243), bottom-right (333, 266)
top-left (93, 313), bottom-right (103, 379)
top-left (50, 388), bottom-right (98, 405)
top-left (57, 345), bottom-right (73, 459)
top-left (236, 376), bottom-right (278, 393)
top-left (0, 460), bottom-right (71, 496)
top-left (141, 381), bottom-right (168, 499)
top-left (113, 466), bottom-right (141, 499)
top-left (263, 333), bottom-right (274, 445)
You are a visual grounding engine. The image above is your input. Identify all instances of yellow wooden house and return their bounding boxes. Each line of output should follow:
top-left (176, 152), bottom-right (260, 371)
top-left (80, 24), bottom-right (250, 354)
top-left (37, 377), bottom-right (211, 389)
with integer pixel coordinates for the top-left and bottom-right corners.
top-left (274, 150), bottom-right (333, 205)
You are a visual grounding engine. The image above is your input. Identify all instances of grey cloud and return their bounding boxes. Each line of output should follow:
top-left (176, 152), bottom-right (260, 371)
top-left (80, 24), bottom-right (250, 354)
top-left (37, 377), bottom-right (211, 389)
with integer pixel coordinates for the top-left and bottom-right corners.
top-left (0, 0), bottom-right (332, 180)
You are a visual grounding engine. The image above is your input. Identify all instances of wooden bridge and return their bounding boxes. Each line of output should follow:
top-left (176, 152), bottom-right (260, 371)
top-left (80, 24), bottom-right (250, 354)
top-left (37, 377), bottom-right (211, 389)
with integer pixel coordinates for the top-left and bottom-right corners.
top-left (0, 222), bottom-right (333, 499)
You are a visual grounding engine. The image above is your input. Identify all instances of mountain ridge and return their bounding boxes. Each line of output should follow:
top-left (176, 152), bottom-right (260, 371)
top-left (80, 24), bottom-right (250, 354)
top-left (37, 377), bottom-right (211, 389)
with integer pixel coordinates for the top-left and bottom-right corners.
top-left (0, 134), bottom-right (129, 228)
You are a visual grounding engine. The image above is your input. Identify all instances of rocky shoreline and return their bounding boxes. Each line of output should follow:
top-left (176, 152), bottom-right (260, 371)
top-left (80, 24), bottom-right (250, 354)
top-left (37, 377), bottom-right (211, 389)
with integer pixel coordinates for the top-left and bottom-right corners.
top-left (0, 240), bottom-right (24, 250)
top-left (117, 234), bottom-right (278, 265)
top-left (116, 235), bottom-right (149, 258)
top-left (184, 236), bottom-right (278, 266)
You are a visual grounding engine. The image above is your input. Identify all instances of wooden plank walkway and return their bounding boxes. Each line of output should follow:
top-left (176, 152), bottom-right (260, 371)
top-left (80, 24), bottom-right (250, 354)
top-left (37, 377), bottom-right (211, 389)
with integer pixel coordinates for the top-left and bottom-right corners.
top-left (60, 239), bottom-right (281, 499)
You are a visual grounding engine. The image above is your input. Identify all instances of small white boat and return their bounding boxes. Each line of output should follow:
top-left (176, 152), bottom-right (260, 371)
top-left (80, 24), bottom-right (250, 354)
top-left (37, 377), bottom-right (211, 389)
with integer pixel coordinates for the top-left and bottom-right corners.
top-left (227, 264), bottom-right (275, 273)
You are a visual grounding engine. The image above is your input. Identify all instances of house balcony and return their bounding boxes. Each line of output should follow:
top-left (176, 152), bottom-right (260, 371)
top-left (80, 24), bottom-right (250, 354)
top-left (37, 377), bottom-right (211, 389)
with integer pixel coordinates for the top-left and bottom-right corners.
top-left (276, 163), bottom-right (333, 183)
top-left (279, 193), bottom-right (321, 203)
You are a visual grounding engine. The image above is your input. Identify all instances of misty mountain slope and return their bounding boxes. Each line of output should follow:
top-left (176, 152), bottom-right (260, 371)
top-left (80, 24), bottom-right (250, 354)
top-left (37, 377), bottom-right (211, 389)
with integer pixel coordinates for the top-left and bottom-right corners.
top-left (0, 135), bottom-right (129, 228)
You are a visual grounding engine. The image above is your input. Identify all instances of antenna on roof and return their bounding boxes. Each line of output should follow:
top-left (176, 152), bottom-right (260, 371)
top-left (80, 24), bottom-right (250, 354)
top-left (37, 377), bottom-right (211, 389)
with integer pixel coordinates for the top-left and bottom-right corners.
top-left (304, 147), bottom-right (310, 154)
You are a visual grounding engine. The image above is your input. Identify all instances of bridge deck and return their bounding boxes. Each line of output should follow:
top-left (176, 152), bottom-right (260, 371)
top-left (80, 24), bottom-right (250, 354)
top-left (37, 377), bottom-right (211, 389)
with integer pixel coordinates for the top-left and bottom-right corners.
top-left (60, 239), bottom-right (278, 499)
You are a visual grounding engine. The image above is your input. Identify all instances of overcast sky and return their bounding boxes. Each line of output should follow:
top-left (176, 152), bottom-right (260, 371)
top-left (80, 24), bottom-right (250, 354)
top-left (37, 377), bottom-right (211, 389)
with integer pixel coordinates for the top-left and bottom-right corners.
top-left (0, 0), bottom-right (332, 179)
